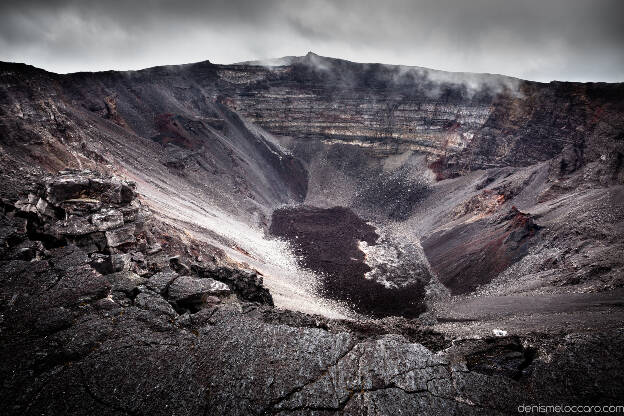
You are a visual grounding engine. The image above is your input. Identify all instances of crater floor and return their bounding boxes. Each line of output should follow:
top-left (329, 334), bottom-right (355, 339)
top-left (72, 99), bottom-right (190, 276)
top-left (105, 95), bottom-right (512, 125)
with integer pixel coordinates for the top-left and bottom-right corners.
top-left (269, 206), bottom-right (427, 318)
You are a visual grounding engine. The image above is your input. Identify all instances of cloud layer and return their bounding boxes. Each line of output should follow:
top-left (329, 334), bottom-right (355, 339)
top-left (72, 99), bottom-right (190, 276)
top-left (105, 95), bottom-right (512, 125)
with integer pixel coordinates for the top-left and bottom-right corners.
top-left (0, 0), bottom-right (622, 81)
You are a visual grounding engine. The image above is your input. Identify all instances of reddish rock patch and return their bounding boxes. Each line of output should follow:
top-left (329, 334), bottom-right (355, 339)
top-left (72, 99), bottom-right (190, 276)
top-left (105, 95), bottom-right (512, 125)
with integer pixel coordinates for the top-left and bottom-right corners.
top-left (152, 113), bottom-right (204, 150)
top-left (423, 207), bottom-right (539, 295)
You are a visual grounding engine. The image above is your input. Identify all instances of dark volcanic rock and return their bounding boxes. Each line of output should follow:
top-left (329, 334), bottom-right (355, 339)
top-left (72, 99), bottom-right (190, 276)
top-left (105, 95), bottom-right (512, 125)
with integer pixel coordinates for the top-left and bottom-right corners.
top-left (354, 166), bottom-right (431, 220)
top-left (270, 206), bottom-right (427, 318)
top-left (167, 276), bottom-right (230, 310)
top-left (11, 170), bottom-right (147, 257)
top-left (0, 164), bottom-right (621, 416)
top-left (146, 270), bottom-right (179, 294)
top-left (91, 208), bottom-right (124, 231)
top-left (464, 337), bottom-right (536, 380)
top-left (107, 271), bottom-right (146, 297)
top-left (105, 223), bottom-right (136, 247)
top-left (192, 264), bottom-right (274, 306)
top-left (134, 291), bottom-right (177, 317)
top-left (45, 172), bottom-right (135, 205)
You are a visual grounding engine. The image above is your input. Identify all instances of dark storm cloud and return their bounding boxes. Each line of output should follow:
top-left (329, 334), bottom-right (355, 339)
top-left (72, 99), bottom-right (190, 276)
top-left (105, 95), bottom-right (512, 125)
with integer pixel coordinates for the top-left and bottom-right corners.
top-left (0, 0), bottom-right (622, 81)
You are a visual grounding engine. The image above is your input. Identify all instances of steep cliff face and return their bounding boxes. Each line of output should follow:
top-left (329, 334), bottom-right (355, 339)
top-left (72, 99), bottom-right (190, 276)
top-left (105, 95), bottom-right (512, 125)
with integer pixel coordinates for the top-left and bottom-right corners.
top-left (219, 54), bottom-right (624, 179)
top-left (222, 58), bottom-right (495, 162)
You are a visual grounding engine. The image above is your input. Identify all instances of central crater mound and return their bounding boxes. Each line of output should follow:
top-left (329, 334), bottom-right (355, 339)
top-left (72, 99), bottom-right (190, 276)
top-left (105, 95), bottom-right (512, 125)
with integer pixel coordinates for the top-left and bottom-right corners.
top-left (269, 206), bottom-right (426, 318)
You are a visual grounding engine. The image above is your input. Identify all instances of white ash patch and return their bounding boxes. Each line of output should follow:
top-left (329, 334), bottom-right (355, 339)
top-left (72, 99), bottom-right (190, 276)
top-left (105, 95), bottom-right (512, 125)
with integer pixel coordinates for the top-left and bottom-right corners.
top-left (359, 240), bottom-right (400, 289)
top-left (358, 235), bottom-right (432, 290)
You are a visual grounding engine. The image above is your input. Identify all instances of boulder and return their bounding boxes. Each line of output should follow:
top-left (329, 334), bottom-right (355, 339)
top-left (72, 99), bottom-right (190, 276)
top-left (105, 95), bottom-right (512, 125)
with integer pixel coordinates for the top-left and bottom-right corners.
top-left (134, 291), bottom-right (177, 317)
top-left (193, 264), bottom-right (273, 305)
top-left (71, 231), bottom-right (108, 254)
top-left (90, 253), bottom-right (114, 274)
top-left (146, 270), bottom-right (179, 294)
top-left (105, 223), bottom-right (136, 247)
top-left (168, 276), bottom-right (230, 306)
top-left (52, 215), bottom-right (97, 236)
top-left (45, 174), bottom-right (90, 204)
top-left (169, 256), bottom-right (191, 275)
top-left (14, 198), bottom-right (37, 213)
top-left (120, 204), bottom-right (140, 222)
top-left (89, 253), bottom-right (131, 275)
top-left (90, 177), bottom-right (135, 204)
top-left (147, 242), bottom-right (163, 255)
top-left (44, 171), bottom-right (136, 205)
top-left (91, 208), bottom-right (124, 231)
top-left (35, 198), bottom-right (57, 217)
top-left (111, 253), bottom-right (132, 272)
top-left (60, 198), bottom-right (102, 215)
top-left (107, 271), bottom-right (146, 295)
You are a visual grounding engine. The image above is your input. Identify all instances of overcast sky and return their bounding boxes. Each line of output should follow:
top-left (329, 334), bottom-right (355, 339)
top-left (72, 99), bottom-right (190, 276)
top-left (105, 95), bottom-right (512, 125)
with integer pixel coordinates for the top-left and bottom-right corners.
top-left (0, 0), bottom-right (622, 82)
